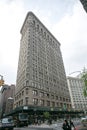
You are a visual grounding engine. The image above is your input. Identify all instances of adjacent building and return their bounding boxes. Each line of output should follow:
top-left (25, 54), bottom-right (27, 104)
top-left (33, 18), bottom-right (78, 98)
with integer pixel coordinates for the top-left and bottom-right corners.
top-left (80, 0), bottom-right (87, 12)
top-left (0, 84), bottom-right (15, 117)
top-left (14, 12), bottom-right (71, 110)
top-left (0, 91), bottom-right (1, 108)
top-left (67, 76), bottom-right (87, 111)
top-left (5, 97), bottom-right (14, 114)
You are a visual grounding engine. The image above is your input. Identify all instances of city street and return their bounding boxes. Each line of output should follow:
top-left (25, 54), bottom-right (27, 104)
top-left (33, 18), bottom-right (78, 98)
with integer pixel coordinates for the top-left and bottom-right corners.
top-left (14, 128), bottom-right (53, 130)
top-left (14, 122), bottom-right (63, 130)
top-left (14, 125), bottom-right (87, 130)
top-left (14, 123), bottom-right (81, 130)
top-left (77, 126), bottom-right (87, 130)
top-left (13, 120), bottom-right (84, 130)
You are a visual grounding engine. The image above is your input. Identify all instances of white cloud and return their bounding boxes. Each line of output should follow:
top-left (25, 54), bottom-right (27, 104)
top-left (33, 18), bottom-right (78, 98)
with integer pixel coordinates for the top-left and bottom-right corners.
top-left (0, 0), bottom-right (25, 84)
top-left (51, 1), bottom-right (87, 75)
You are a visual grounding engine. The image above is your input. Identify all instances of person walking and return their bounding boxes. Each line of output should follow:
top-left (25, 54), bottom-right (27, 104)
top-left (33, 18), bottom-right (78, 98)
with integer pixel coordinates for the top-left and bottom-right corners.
top-left (69, 120), bottom-right (75, 130)
top-left (62, 119), bottom-right (71, 130)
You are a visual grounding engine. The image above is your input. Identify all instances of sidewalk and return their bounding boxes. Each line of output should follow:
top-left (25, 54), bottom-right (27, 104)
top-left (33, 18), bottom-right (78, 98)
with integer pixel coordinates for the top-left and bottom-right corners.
top-left (75, 125), bottom-right (87, 130)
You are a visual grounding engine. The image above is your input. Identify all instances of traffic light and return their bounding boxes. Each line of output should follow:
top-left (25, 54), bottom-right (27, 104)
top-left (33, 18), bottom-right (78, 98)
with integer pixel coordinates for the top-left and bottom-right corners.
top-left (0, 80), bottom-right (4, 86)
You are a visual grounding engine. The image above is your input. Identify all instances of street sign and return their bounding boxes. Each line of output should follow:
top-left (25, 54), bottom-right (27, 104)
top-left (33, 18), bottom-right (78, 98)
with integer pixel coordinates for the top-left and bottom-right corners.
top-left (23, 106), bottom-right (28, 110)
top-left (0, 79), bottom-right (4, 86)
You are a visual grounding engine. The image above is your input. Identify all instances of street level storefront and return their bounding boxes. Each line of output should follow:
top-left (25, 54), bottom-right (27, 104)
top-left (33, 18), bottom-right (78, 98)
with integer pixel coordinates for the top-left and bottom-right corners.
top-left (3, 105), bottom-right (84, 125)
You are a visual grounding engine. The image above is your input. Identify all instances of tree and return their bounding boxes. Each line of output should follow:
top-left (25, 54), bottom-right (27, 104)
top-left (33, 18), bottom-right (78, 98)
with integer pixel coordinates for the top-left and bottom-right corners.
top-left (81, 68), bottom-right (87, 97)
top-left (43, 112), bottom-right (50, 119)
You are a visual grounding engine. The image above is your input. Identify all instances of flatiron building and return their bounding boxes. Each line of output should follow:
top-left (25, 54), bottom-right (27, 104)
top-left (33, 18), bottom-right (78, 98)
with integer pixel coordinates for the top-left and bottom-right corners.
top-left (14, 12), bottom-right (71, 109)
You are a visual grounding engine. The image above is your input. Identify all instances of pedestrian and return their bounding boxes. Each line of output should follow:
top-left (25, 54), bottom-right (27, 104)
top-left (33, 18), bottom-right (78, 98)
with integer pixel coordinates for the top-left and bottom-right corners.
top-left (62, 119), bottom-right (70, 130)
top-left (69, 120), bottom-right (75, 130)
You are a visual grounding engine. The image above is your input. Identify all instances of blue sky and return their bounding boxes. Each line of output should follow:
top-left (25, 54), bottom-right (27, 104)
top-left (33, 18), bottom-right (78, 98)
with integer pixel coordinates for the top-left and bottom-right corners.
top-left (0, 0), bottom-right (87, 85)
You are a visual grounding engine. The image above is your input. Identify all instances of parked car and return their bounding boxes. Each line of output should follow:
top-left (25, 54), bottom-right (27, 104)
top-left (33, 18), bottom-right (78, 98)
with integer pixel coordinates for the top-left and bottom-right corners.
top-left (0, 117), bottom-right (15, 130)
top-left (15, 113), bottom-right (29, 127)
top-left (81, 117), bottom-right (87, 127)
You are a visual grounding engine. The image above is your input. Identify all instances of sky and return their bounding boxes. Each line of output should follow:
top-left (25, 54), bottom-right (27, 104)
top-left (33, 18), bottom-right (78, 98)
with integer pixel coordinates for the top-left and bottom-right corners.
top-left (0, 0), bottom-right (87, 85)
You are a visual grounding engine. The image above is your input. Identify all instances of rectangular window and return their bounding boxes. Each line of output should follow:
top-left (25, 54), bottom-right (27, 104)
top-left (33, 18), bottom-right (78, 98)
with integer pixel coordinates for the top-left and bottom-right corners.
top-left (56, 96), bottom-right (58, 100)
top-left (33, 90), bottom-right (38, 96)
top-left (25, 97), bottom-right (28, 105)
top-left (33, 98), bottom-right (38, 105)
top-left (21, 99), bottom-right (23, 105)
top-left (22, 91), bottom-right (24, 96)
top-left (56, 102), bottom-right (59, 107)
top-left (26, 88), bottom-right (29, 94)
top-left (47, 101), bottom-right (50, 106)
top-left (51, 95), bottom-right (54, 99)
top-left (40, 92), bottom-right (44, 97)
top-left (40, 100), bottom-right (44, 106)
top-left (52, 102), bottom-right (55, 107)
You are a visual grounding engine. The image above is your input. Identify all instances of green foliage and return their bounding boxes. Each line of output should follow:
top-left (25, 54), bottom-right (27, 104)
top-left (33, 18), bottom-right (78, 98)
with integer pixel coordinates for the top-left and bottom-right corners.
top-left (43, 112), bottom-right (50, 119)
top-left (83, 88), bottom-right (87, 97)
top-left (81, 69), bottom-right (87, 97)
